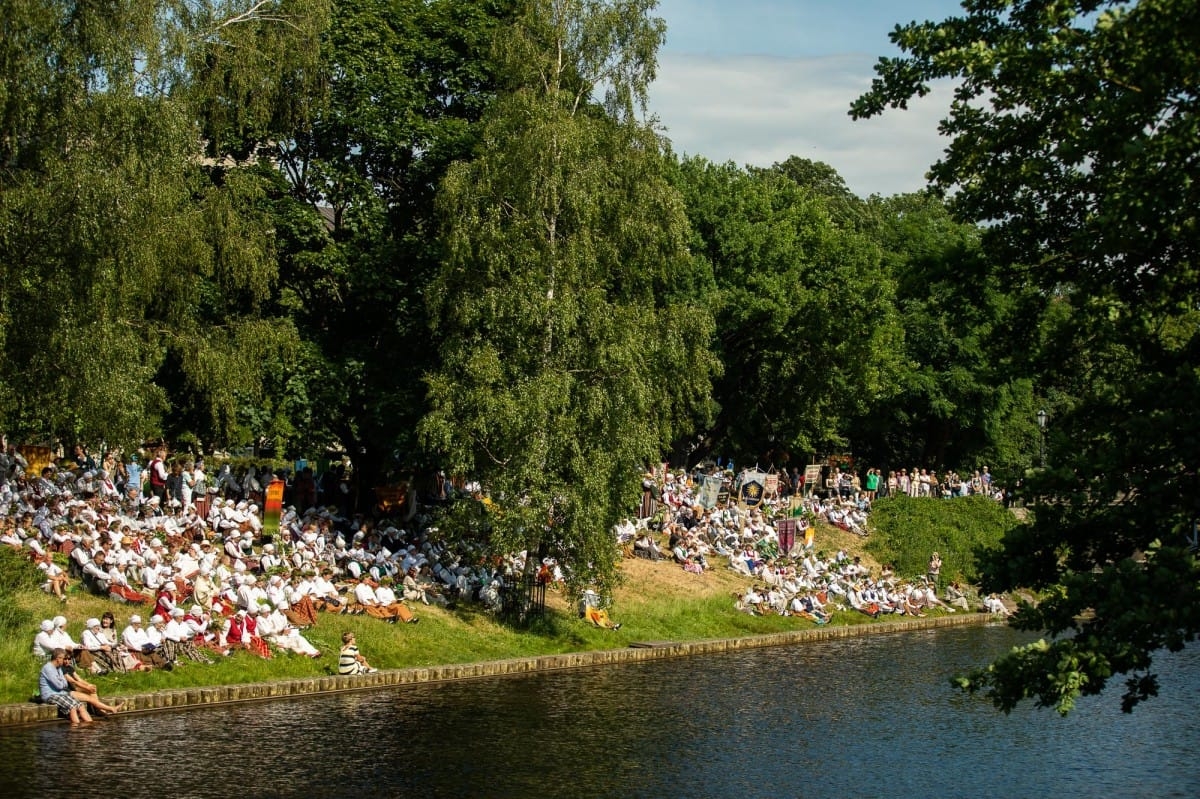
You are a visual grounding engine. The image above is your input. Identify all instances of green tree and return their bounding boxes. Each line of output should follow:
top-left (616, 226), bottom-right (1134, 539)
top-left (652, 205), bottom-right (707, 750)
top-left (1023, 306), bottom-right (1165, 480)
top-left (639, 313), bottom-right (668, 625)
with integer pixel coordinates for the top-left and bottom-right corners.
top-left (0, 0), bottom-right (329, 450)
top-left (756, 155), bottom-right (876, 232)
top-left (852, 192), bottom-right (1046, 481)
top-left (674, 156), bottom-right (902, 462)
top-left (420, 0), bottom-right (717, 597)
top-left (269, 0), bottom-right (514, 486)
top-left (853, 0), bottom-right (1200, 713)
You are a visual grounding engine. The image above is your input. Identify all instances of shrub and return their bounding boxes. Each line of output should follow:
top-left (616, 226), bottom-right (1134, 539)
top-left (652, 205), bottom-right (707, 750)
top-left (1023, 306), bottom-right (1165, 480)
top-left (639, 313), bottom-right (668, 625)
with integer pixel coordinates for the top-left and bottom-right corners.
top-left (0, 548), bottom-right (41, 635)
top-left (865, 495), bottom-right (1018, 584)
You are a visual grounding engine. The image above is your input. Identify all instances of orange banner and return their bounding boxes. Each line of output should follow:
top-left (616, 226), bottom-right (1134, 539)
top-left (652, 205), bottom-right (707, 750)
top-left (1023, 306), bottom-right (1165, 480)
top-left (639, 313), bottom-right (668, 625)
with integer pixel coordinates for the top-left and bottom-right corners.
top-left (264, 477), bottom-right (285, 537)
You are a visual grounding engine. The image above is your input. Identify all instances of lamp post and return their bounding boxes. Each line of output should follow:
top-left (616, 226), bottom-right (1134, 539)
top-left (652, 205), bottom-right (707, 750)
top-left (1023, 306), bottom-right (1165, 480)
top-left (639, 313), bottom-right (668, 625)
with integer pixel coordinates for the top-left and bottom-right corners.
top-left (1037, 408), bottom-right (1048, 468)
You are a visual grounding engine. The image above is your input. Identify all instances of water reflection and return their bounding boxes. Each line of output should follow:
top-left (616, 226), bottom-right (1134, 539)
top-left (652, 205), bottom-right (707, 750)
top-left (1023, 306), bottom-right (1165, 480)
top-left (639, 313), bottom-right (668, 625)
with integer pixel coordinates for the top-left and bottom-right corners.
top-left (0, 625), bottom-right (1196, 798)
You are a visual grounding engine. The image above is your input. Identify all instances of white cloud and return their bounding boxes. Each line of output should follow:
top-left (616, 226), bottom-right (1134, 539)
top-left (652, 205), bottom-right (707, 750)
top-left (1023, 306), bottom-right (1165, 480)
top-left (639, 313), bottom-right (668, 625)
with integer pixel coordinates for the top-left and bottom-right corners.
top-left (648, 52), bottom-right (955, 198)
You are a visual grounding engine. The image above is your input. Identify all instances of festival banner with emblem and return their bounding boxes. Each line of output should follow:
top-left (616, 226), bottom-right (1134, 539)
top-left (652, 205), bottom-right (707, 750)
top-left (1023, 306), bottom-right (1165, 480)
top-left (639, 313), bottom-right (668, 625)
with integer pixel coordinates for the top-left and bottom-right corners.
top-left (738, 470), bottom-right (767, 509)
top-left (764, 473), bottom-right (779, 500)
top-left (697, 474), bottom-right (723, 509)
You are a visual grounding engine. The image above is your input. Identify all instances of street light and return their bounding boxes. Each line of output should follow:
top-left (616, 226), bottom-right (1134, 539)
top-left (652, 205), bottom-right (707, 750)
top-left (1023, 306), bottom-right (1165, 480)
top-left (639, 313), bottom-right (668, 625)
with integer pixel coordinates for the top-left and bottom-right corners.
top-left (1037, 408), bottom-right (1048, 468)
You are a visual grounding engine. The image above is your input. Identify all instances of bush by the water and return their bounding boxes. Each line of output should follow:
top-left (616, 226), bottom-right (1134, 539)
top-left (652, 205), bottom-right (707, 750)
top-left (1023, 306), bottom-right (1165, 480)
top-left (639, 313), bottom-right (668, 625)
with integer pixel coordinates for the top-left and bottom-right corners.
top-left (865, 495), bottom-right (1016, 584)
top-left (0, 548), bottom-right (41, 636)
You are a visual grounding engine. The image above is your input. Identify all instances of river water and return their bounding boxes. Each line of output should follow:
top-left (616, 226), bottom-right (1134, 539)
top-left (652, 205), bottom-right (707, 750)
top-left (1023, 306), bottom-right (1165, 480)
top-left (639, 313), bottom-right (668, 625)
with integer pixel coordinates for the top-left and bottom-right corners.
top-left (1, 624), bottom-right (1196, 798)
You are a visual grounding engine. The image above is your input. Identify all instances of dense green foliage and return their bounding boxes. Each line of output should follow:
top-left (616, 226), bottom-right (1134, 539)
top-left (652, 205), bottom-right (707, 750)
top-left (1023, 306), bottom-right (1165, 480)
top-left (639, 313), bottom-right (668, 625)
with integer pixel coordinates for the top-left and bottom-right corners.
top-left (420, 0), bottom-right (718, 595)
top-left (6, 0), bottom-right (1197, 715)
top-left (865, 496), bottom-right (1017, 585)
top-left (0, 0), bottom-right (1054, 482)
top-left (852, 194), bottom-right (1046, 482)
top-left (0, 0), bottom-right (329, 449)
top-left (270, 0), bottom-right (516, 481)
top-left (0, 549), bottom-right (38, 636)
top-left (673, 157), bottom-right (901, 460)
top-left (854, 0), bottom-right (1200, 714)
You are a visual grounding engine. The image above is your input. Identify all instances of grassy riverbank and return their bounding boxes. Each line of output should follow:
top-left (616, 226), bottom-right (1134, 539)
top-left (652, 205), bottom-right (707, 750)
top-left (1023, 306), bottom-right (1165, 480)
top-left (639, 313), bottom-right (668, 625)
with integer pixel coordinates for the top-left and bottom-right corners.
top-left (3, 523), bottom-right (920, 705)
top-left (4, 494), bottom-right (1023, 708)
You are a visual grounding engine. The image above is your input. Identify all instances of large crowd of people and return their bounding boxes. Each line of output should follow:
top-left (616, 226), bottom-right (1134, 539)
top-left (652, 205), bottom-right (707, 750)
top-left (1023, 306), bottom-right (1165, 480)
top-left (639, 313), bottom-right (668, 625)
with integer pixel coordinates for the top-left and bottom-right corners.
top-left (5, 440), bottom-right (1012, 719)
top-left (0, 445), bottom-right (454, 714)
top-left (620, 461), bottom-right (1007, 620)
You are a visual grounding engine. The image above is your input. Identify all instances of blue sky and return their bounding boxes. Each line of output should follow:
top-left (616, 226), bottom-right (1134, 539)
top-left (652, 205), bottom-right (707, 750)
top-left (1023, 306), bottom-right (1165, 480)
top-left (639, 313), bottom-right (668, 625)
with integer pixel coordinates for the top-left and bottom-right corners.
top-left (646, 0), bottom-right (967, 197)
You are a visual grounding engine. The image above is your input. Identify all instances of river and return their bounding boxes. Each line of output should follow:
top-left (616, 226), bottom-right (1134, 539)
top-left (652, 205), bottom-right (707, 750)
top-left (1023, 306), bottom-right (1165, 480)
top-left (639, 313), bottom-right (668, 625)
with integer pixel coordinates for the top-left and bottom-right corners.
top-left (0, 623), bottom-right (1196, 798)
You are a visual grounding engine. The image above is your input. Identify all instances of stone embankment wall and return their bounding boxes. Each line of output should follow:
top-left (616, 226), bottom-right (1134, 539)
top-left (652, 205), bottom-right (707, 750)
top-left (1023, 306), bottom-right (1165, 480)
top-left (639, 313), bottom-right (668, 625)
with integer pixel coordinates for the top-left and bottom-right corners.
top-left (1, 613), bottom-right (996, 727)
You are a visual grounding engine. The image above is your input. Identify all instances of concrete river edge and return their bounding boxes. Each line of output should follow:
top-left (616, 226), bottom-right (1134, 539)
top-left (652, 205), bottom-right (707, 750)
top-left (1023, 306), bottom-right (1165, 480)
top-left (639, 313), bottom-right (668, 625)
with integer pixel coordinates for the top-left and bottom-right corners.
top-left (1, 612), bottom-right (997, 728)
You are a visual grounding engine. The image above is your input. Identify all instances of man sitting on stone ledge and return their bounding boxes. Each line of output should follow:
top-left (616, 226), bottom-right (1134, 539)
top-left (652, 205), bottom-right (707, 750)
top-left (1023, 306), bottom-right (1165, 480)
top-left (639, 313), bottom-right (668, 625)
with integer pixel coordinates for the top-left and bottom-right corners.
top-left (39, 648), bottom-right (94, 725)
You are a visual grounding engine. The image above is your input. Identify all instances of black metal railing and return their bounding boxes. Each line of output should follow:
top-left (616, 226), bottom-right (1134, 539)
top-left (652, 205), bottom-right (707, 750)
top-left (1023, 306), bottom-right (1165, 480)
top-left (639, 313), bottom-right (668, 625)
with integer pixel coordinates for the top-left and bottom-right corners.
top-left (498, 576), bottom-right (546, 626)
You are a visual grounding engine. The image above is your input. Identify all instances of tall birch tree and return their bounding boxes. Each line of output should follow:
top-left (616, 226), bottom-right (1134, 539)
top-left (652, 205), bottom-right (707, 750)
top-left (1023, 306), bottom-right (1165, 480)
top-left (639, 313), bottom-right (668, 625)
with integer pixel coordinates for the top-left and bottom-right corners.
top-left (420, 0), bottom-right (717, 596)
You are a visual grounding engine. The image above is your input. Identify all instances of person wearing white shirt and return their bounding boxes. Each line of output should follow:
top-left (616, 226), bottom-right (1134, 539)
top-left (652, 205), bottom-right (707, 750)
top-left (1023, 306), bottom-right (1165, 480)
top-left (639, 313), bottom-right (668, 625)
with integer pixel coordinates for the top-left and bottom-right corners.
top-left (352, 578), bottom-right (415, 623)
top-left (32, 619), bottom-right (56, 660)
top-left (196, 540), bottom-right (218, 572)
top-left (79, 550), bottom-right (111, 594)
top-left (310, 569), bottom-right (344, 613)
top-left (121, 614), bottom-right (168, 669)
top-left (69, 537), bottom-right (94, 573)
top-left (37, 555), bottom-right (71, 600)
top-left (265, 574), bottom-right (289, 610)
top-left (145, 615), bottom-right (166, 648)
top-left (352, 578), bottom-right (381, 613)
top-left (375, 578), bottom-right (400, 607)
top-left (162, 609), bottom-right (189, 644)
top-left (402, 567), bottom-right (430, 605)
top-left (258, 542), bottom-right (282, 573)
top-left (183, 604), bottom-right (213, 641)
top-left (163, 607), bottom-right (212, 663)
top-left (172, 547), bottom-right (200, 581)
top-left (740, 586), bottom-right (767, 615)
top-left (223, 530), bottom-right (242, 561)
top-left (237, 574), bottom-right (269, 611)
top-left (375, 576), bottom-right (418, 624)
top-left (104, 560), bottom-right (146, 604)
top-left (282, 572), bottom-right (320, 626)
top-left (47, 615), bottom-right (82, 655)
top-left (256, 606), bottom-right (321, 658)
top-left (81, 617), bottom-right (125, 674)
top-left (765, 586), bottom-right (788, 615)
top-left (140, 555), bottom-right (169, 593)
top-left (246, 504), bottom-right (263, 533)
top-left (213, 557), bottom-right (233, 586)
top-left (23, 532), bottom-right (47, 558)
top-left (0, 524), bottom-right (22, 549)
top-left (143, 614), bottom-right (178, 665)
top-left (983, 593), bottom-right (1010, 615)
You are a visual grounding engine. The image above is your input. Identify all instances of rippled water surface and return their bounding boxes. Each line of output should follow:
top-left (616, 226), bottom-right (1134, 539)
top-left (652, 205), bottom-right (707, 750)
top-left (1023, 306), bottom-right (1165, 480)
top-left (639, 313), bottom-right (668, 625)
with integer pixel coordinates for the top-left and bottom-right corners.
top-left (1, 624), bottom-right (1196, 798)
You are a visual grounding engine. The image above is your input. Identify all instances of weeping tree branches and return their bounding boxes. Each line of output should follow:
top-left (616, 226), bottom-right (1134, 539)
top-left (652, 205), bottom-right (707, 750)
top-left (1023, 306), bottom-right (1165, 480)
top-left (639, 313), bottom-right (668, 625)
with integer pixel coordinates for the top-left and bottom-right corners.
top-left (421, 0), bottom-right (717, 596)
top-left (0, 0), bottom-right (328, 448)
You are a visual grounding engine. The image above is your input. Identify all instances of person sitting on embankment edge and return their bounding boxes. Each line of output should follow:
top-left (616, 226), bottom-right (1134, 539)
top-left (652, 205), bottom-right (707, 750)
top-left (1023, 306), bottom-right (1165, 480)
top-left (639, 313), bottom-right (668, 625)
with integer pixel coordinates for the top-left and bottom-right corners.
top-left (338, 631), bottom-right (377, 675)
top-left (39, 648), bottom-right (93, 725)
top-left (61, 660), bottom-right (124, 716)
